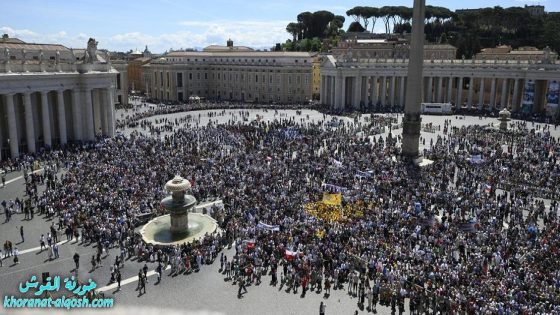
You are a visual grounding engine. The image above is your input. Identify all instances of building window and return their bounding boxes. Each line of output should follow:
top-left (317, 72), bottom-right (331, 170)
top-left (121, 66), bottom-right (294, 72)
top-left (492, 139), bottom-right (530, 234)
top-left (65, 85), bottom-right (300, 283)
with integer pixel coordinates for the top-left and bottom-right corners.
top-left (205, 73), bottom-right (208, 80)
top-left (116, 73), bottom-right (121, 89)
top-left (160, 72), bottom-right (163, 87)
top-left (177, 73), bottom-right (183, 87)
top-left (189, 73), bottom-right (193, 80)
top-left (197, 73), bottom-right (200, 80)
top-left (167, 72), bottom-right (170, 87)
top-left (255, 74), bottom-right (258, 83)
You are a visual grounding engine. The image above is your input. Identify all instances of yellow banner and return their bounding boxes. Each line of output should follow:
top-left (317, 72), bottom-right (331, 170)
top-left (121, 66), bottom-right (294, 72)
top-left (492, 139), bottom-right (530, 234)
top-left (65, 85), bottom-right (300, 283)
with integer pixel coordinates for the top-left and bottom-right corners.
top-left (322, 193), bottom-right (342, 206)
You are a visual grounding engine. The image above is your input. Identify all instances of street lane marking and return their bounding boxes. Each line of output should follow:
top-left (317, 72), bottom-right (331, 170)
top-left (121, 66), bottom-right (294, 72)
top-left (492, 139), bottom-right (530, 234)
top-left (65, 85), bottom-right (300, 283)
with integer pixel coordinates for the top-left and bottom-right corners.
top-left (98, 266), bottom-right (171, 292)
top-left (2, 169), bottom-right (44, 186)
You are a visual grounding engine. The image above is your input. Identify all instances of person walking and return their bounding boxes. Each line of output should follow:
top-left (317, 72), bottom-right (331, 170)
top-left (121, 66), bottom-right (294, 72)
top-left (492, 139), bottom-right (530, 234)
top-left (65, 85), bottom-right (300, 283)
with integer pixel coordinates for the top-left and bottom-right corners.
top-left (73, 252), bottom-right (80, 270)
top-left (237, 275), bottom-right (247, 297)
top-left (319, 301), bottom-right (326, 315)
top-left (156, 263), bottom-right (162, 283)
top-left (19, 226), bottom-right (24, 243)
top-left (116, 271), bottom-right (122, 291)
top-left (53, 243), bottom-right (59, 259)
top-left (39, 234), bottom-right (46, 252)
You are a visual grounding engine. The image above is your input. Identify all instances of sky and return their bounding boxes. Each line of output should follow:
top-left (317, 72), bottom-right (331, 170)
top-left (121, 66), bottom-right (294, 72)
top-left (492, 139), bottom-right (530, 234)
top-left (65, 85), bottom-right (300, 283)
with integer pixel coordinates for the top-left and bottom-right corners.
top-left (1, 0), bottom-right (558, 53)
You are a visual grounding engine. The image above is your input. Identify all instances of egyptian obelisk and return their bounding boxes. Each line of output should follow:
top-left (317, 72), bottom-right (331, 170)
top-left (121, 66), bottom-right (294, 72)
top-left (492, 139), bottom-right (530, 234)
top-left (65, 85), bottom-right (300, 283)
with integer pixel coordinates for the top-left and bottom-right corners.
top-left (401, 0), bottom-right (426, 159)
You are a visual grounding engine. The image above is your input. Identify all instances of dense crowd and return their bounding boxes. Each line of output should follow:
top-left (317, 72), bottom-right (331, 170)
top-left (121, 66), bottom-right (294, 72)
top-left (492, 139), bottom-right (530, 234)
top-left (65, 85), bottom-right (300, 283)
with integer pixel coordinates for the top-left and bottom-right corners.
top-left (2, 108), bottom-right (559, 314)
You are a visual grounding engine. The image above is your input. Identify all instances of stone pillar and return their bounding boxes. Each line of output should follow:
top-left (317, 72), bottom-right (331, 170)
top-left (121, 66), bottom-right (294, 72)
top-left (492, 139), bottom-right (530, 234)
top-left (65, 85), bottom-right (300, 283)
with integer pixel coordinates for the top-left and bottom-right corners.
top-left (512, 79), bottom-right (520, 111)
top-left (330, 76), bottom-right (336, 110)
top-left (72, 89), bottom-right (83, 141)
top-left (370, 76), bottom-right (377, 105)
top-left (106, 88), bottom-right (115, 137)
top-left (40, 91), bottom-right (52, 148)
top-left (322, 75), bottom-right (326, 105)
top-left (5, 94), bottom-right (20, 158)
top-left (92, 90), bottom-right (102, 136)
top-left (489, 78), bottom-right (497, 110)
top-left (426, 77), bottom-right (433, 102)
top-left (436, 76), bottom-right (443, 103)
top-left (56, 90), bottom-right (67, 145)
top-left (478, 78), bottom-right (485, 110)
top-left (22, 92), bottom-right (36, 153)
top-left (389, 76), bottom-right (396, 106)
top-left (467, 77), bottom-right (474, 109)
top-left (500, 79), bottom-right (508, 109)
top-left (380, 76), bottom-right (386, 106)
top-left (399, 76), bottom-right (406, 107)
top-left (353, 75), bottom-right (362, 109)
top-left (341, 76), bottom-right (346, 109)
top-left (457, 77), bottom-right (463, 107)
top-left (447, 77), bottom-right (453, 104)
top-left (83, 88), bottom-right (95, 141)
top-left (402, 0), bottom-right (425, 158)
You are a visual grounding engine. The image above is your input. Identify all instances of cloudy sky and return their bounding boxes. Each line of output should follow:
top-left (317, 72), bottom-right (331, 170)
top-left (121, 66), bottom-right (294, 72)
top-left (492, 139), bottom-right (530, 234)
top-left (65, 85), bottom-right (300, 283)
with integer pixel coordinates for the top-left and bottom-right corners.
top-left (2, 0), bottom-right (558, 53)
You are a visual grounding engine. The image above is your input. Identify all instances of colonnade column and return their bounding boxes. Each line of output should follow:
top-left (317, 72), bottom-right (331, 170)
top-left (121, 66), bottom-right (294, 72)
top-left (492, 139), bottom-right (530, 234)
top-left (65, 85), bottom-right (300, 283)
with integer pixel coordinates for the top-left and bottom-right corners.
top-left (40, 91), bottom-right (52, 148)
top-left (500, 79), bottom-right (508, 109)
top-left (319, 75), bottom-right (326, 104)
top-left (334, 75), bottom-right (342, 109)
top-left (426, 77), bottom-right (433, 102)
top-left (23, 92), bottom-right (36, 153)
top-left (457, 77), bottom-right (463, 107)
top-left (83, 88), bottom-right (95, 141)
top-left (389, 76), bottom-right (396, 106)
top-left (380, 76), bottom-right (386, 106)
top-left (399, 76), bottom-right (406, 107)
top-left (512, 79), bottom-right (520, 110)
top-left (72, 89), bottom-right (83, 141)
top-left (467, 77), bottom-right (474, 109)
top-left (5, 94), bottom-right (19, 158)
top-left (353, 76), bottom-right (362, 109)
top-left (436, 77), bottom-right (443, 103)
top-left (330, 76), bottom-right (335, 109)
top-left (56, 90), bottom-right (67, 145)
top-left (489, 78), bottom-right (497, 110)
top-left (105, 88), bottom-right (115, 137)
top-left (370, 76), bottom-right (377, 105)
top-left (341, 76), bottom-right (346, 109)
top-left (447, 77), bottom-right (453, 104)
top-left (478, 78), bottom-right (485, 110)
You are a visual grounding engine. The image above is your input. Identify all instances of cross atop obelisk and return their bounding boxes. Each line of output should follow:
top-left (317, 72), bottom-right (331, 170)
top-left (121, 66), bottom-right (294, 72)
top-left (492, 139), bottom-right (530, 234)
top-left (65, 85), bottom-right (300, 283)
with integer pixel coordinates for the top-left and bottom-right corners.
top-left (401, 0), bottom-right (426, 159)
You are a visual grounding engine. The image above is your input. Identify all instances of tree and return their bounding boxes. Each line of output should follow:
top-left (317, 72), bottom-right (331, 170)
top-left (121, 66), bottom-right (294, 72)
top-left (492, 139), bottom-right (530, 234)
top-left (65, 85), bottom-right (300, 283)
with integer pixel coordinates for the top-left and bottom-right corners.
top-left (297, 12), bottom-right (313, 39)
top-left (286, 23), bottom-right (300, 42)
top-left (347, 21), bottom-right (366, 33)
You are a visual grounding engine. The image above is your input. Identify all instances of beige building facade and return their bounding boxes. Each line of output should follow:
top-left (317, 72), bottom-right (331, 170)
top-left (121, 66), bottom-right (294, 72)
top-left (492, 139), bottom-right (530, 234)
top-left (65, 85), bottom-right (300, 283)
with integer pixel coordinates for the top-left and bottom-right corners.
top-left (0, 36), bottom-right (120, 160)
top-left (144, 46), bottom-right (315, 104)
top-left (320, 55), bottom-right (560, 114)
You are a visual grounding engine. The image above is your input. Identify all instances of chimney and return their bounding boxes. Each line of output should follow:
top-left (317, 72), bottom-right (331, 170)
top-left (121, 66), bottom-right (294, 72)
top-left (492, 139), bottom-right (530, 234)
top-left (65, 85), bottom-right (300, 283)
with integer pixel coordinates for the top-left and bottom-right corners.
top-left (227, 38), bottom-right (233, 48)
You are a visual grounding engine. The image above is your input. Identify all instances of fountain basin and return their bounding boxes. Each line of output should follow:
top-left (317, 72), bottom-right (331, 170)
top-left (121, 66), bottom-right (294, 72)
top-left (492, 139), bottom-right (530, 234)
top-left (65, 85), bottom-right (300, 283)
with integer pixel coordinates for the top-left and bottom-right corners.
top-left (139, 212), bottom-right (219, 246)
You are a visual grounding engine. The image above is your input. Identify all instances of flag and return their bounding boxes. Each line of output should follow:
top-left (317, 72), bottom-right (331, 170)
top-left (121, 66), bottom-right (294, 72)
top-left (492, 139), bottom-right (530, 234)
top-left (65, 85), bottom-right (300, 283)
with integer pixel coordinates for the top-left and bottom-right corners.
top-left (257, 222), bottom-right (280, 232)
top-left (322, 193), bottom-right (342, 206)
top-left (332, 159), bottom-right (343, 168)
top-left (284, 249), bottom-right (299, 260)
top-left (322, 183), bottom-right (348, 193)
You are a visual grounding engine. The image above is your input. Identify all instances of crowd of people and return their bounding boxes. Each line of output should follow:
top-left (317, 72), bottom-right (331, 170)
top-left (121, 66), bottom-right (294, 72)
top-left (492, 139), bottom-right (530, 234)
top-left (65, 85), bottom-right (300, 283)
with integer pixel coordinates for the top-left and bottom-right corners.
top-left (1, 105), bottom-right (559, 314)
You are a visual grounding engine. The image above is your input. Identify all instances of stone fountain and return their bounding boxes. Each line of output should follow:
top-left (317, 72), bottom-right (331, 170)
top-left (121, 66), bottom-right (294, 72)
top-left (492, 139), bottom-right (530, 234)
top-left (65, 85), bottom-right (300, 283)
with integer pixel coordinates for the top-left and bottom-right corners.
top-left (139, 175), bottom-right (219, 246)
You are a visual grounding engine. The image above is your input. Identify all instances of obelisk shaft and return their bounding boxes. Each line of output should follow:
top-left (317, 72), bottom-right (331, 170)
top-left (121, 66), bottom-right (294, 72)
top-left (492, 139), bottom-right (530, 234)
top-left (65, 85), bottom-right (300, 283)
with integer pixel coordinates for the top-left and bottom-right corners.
top-left (402, 0), bottom-right (426, 158)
